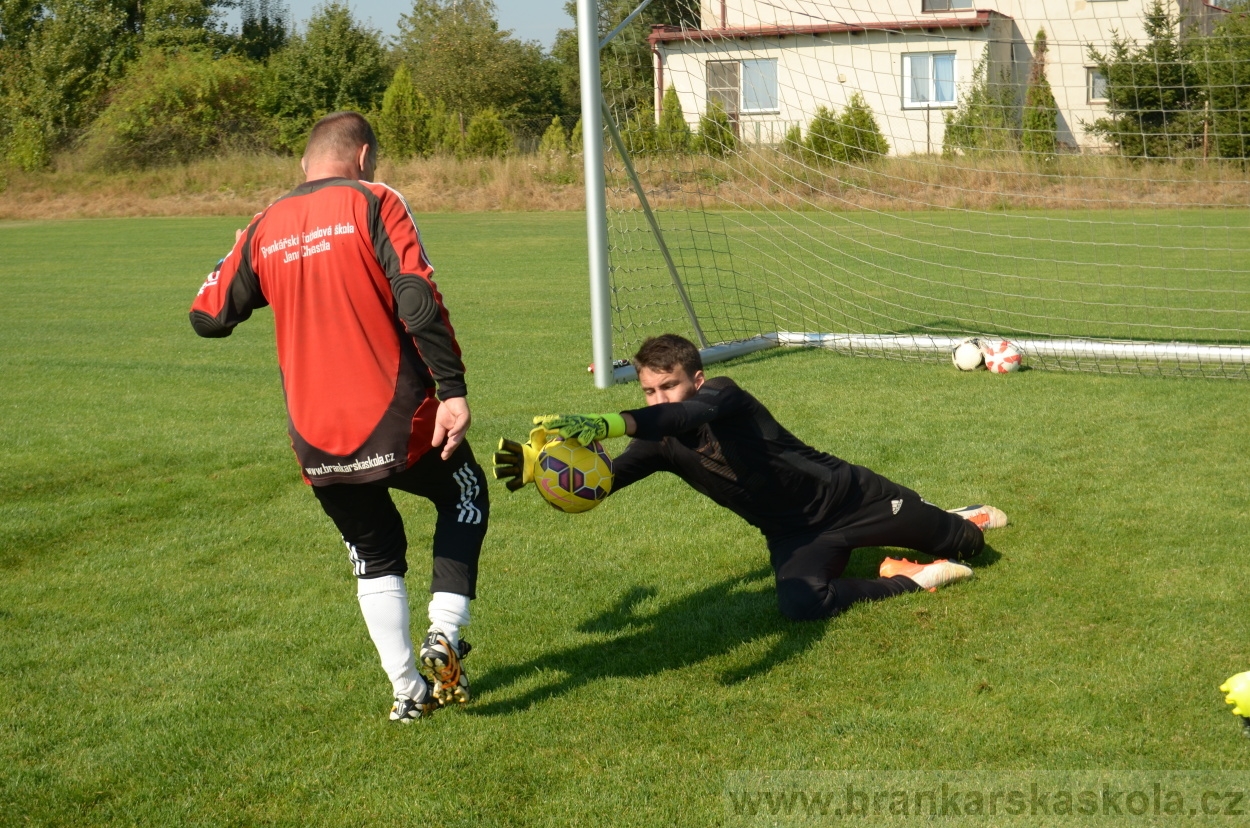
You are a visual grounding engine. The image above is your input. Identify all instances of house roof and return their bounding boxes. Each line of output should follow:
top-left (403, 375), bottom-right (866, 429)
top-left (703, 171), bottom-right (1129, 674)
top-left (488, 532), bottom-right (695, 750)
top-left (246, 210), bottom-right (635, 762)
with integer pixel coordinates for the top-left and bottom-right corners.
top-left (648, 9), bottom-right (1008, 46)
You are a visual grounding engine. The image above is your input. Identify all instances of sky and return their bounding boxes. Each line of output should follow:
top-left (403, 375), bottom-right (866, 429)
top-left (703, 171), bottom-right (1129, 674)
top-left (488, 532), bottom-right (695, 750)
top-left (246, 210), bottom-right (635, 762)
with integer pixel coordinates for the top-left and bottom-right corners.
top-left (222, 0), bottom-right (576, 50)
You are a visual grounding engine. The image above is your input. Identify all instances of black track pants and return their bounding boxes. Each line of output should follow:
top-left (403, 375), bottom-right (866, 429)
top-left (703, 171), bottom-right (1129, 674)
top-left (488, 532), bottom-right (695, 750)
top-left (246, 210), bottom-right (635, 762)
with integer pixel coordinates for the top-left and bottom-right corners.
top-left (312, 441), bottom-right (489, 597)
top-left (767, 465), bottom-right (981, 621)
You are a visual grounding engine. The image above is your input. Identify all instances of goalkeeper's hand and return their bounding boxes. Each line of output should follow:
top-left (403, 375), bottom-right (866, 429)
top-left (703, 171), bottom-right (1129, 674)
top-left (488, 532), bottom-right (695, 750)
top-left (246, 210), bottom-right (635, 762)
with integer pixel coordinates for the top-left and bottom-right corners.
top-left (493, 425), bottom-right (553, 491)
top-left (533, 413), bottom-right (628, 447)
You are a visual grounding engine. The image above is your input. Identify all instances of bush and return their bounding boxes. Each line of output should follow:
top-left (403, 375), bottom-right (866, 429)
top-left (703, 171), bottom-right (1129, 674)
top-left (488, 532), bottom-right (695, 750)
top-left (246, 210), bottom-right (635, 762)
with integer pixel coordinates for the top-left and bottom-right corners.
top-left (1022, 29), bottom-right (1059, 158)
top-left (427, 100), bottom-right (465, 156)
top-left (83, 48), bottom-right (265, 167)
top-left (622, 106), bottom-right (657, 156)
top-left (838, 93), bottom-right (889, 160)
top-left (538, 116), bottom-right (568, 156)
top-left (464, 107), bottom-right (511, 158)
top-left (377, 65), bottom-right (431, 160)
top-left (570, 118), bottom-right (583, 153)
top-left (804, 105), bottom-right (840, 163)
top-left (803, 95), bottom-right (888, 164)
top-left (693, 99), bottom-right (735, 156)
top-left (782, 123), bottom-right (804, 158)
top-left (5, 116), bottom-right (50, 171)
top-left (657, 86), bottom-right (691, 152)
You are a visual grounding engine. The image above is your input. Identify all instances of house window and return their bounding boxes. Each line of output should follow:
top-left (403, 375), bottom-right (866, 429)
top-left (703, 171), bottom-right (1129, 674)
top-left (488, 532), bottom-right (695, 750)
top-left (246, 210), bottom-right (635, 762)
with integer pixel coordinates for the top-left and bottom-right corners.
top-left (922, 0), bottom-right (973, 11)
top-left (707, 60), bottom-right (740, 116)
top-left (742, 59), bottom-right (778, 112)
top-left (903, 52), bottom-right (956, 108)
top-left (706, 58), bottom-right (779, 115)
top-left (1088, 68), bottom-right (1108, 103)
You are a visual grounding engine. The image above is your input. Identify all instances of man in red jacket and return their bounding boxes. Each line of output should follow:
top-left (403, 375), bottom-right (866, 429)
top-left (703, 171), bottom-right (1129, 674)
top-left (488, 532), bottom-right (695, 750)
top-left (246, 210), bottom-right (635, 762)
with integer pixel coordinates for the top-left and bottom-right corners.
top-left (190, 112), bottom-right (487, 722)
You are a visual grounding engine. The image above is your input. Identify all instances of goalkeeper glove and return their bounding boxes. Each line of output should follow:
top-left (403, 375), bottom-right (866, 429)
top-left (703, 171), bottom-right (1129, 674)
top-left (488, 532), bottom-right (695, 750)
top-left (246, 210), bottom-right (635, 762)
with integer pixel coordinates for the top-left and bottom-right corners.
top-left (533, 413), bottom-right (627, 447)
top-left (493, 425), bottom-right (553, 491)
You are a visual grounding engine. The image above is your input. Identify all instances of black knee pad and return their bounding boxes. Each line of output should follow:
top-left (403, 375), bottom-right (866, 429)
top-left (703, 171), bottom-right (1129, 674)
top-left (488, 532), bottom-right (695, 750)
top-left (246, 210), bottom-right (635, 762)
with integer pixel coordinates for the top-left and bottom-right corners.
top-left (775, 577), bottom-right (830, 622)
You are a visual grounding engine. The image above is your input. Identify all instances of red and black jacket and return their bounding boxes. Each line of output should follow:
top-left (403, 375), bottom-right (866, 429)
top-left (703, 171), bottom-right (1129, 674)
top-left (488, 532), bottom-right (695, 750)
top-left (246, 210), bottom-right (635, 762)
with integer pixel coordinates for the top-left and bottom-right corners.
top-left (190, 178), bottom-right (465, 485)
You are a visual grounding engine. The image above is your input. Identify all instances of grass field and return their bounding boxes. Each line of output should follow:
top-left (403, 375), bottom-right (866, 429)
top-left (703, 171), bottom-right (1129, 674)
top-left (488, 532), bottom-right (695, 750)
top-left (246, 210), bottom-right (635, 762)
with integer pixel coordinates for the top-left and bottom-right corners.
top-left (1, 213), bottom-right (1248, 827)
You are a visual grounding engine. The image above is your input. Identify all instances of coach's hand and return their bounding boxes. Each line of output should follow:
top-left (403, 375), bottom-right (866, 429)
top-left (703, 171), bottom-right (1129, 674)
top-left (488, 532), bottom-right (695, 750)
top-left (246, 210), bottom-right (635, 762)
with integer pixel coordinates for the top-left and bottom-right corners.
top-left (433, 396), bottom-right (471, 460)
top-left (493, 425), bottom-right (552, 491)
top-left (533, 413), bottom-right (627, 447)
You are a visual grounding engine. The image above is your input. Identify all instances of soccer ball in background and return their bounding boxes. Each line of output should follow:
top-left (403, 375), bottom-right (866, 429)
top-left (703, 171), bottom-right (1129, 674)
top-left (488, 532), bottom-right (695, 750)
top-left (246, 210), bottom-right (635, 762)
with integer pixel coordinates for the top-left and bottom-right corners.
top-left (952, 338), bottom-right (985, 371)
top-left (535, 436), bottom-right (614, 513)
top-left (981, 339), bottom-right (1023, 373)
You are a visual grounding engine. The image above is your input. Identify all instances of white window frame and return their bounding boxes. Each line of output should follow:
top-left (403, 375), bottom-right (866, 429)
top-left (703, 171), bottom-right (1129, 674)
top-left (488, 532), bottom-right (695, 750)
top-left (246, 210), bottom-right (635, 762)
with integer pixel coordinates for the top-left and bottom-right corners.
top-left (1087, 67), bottom-right (1109, 103)
top-left (902, 52), bottom-right (957, 109)
top-left (741, 58), bottom-right (780, 114)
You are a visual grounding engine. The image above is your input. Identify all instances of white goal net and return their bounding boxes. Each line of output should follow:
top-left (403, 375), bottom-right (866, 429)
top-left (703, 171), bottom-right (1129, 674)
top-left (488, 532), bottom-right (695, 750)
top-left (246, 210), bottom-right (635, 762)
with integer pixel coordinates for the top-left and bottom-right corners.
top-left (585, 0), bottom-right (1250, 380)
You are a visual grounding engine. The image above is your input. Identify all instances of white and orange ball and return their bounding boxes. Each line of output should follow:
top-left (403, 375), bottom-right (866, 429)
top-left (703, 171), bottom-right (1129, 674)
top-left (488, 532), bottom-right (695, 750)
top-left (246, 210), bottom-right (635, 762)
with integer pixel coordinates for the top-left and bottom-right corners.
top-left (535, 436), bottom-right (614, 514)
top-left (981, 339), bottom-right (1023, 374)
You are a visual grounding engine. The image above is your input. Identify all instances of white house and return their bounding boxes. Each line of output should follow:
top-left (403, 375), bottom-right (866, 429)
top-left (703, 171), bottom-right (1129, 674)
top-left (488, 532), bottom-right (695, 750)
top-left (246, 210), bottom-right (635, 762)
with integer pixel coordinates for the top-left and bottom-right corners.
top-left (648, 1), bottom-right (1226, 154)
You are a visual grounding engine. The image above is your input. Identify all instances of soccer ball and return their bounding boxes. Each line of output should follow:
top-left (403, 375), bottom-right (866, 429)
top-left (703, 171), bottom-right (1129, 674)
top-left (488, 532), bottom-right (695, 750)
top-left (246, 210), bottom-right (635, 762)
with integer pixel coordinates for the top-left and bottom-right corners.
top-left (951, 338), bottom-right (984, 371)
top-left (982, 339), bottom-right (1023, 373)
top-left (535, 436), bottom-right (614, 514)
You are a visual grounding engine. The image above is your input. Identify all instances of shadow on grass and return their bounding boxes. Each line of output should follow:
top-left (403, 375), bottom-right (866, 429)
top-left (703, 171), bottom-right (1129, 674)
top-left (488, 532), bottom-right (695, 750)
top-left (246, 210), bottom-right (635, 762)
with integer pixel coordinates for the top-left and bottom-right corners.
top-left (468, 566), bottom-right (831, 715)
top-left (471, 544), bottom-right (1001, 715)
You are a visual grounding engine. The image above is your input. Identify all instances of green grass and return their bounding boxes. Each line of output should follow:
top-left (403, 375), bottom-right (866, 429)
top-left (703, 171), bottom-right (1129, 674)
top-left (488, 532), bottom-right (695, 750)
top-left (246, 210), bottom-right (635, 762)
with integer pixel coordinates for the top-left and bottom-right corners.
top-left (1, 213), bottom-right (1248, 827)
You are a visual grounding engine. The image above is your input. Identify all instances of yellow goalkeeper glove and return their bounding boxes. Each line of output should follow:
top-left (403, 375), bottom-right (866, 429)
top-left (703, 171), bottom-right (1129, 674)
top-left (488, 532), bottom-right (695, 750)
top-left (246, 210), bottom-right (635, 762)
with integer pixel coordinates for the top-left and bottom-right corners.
top-left (493, 425), bottom-right (554, 491)
top-left (533, 413), bottom-right (627, 447)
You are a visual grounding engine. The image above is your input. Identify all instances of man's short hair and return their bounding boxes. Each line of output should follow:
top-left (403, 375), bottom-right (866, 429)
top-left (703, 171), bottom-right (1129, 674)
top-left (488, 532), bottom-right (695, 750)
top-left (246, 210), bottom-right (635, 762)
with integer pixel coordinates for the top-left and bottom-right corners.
top-left (304, 111), bottom-right (378, 165)
top-left (633, 334), bottom-right (703, 376)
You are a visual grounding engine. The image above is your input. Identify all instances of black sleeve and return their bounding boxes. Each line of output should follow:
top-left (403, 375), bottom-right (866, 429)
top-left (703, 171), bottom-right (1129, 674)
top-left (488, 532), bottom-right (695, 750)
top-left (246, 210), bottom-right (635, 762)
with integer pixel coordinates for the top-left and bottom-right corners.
top-left (609, 438), bottom-right (671, 492)
top-left (391, 274), bottom-right (467, 400)
top-left (189, 224), bottom-right (267, 338)
top-left (624, 377), bottom-right (751, 441)
top-left (369, 186), bottom-right (467, 400)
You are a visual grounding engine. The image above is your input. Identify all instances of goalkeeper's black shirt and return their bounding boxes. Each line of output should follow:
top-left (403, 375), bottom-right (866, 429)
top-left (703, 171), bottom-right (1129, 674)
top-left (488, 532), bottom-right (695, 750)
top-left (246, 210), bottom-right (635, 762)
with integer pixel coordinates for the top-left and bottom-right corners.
top-left (612, 376), bottom-right (855, 538)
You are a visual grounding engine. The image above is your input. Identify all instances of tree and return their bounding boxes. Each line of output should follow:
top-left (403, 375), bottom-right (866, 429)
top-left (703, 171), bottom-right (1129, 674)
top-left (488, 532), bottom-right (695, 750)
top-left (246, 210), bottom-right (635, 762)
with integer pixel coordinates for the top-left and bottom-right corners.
top-left (942, 48), bottom-right (1018, 156)
top-left (551, 0), bottom-right (698, 128)
top-left (263, 3), bottom-right (389, 153)
top-left (236, 0), bottom-right (288, 62)
top-left (396, 0), bottom-right (563, 125)
top-left (1086, 0), bottom-right (1203, 158)
top-left (693, 99), bottom-right (735, 156)
top-left (1192, 3), bottom-right (1250, 158)
top-left (377, 64), bottom-right (431, 160)
top-left (1021, 29), bottom-right (1059, 159)
top-left (656, 85), bottom-right (690, 152)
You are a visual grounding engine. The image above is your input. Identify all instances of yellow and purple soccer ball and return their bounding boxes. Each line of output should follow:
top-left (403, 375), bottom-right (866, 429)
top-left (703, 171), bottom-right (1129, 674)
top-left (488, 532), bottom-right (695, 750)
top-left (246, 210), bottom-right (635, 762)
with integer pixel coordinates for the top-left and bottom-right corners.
top-left (535, 436), bottom-right (614, 514)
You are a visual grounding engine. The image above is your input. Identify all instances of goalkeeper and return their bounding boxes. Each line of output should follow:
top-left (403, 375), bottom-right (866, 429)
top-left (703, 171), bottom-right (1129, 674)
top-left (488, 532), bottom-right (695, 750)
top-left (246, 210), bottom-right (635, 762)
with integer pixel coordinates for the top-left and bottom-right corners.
top-left (496, 334), bottom-right (1005, 621)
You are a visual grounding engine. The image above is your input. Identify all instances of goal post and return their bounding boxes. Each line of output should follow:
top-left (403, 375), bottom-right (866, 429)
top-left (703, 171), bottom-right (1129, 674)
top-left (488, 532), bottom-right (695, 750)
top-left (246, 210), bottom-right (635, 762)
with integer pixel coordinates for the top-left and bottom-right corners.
top-left (580, 0), bottom-right (1250, 384)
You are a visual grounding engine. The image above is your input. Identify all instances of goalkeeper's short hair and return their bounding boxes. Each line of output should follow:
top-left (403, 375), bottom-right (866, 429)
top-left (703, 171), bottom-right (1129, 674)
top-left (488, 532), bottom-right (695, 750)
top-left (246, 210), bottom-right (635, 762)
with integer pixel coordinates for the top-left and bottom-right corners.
top-left (634, 334), bottom-right (702, 377)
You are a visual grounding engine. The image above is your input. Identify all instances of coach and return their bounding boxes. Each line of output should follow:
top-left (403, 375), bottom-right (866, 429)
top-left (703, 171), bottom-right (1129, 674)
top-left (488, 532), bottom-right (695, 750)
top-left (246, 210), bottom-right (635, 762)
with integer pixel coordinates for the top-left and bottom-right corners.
top-left (189, 112), bottom-right (488, 722)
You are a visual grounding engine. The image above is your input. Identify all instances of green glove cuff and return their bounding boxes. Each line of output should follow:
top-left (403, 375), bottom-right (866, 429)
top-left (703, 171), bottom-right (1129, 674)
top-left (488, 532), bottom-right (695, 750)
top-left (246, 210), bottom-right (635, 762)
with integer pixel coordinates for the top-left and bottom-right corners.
top-left (603, 413), bottom-right (627, 439)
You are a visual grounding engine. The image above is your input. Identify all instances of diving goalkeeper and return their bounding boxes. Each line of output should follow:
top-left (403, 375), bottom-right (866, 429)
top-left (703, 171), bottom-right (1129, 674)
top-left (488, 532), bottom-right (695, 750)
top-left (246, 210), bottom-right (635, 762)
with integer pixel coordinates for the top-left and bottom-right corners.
top-left (495, 334), bottom-right (1005, 621)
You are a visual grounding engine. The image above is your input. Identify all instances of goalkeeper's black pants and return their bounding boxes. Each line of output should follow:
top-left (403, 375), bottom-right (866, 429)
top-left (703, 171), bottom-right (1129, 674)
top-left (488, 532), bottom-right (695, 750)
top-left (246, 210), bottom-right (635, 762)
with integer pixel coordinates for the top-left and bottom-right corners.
top-left (311, 441), bottom-right (489, 598)
top-left (768, 466), bottom-right (982, 621)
